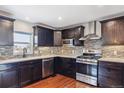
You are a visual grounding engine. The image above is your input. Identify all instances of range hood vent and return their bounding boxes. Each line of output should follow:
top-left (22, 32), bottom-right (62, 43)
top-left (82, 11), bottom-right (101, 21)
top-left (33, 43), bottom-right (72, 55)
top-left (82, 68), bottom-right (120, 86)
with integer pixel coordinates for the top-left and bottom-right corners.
top-left (79, 21), bottom-right (100, 40)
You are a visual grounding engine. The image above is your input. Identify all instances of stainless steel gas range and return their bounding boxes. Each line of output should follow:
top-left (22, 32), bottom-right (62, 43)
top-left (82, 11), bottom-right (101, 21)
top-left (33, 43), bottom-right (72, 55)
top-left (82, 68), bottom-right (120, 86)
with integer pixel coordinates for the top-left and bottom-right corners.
top-left (76, 50), bottom-right (101, 86)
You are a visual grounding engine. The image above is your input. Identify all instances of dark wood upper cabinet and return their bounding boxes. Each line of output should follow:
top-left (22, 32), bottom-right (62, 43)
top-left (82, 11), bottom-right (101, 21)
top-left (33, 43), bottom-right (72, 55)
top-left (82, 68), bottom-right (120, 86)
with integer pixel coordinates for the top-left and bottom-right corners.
top-left (62, 26), bottom-right (84, 39)
top-left (0, 16), bottom-right (15, 46)
top-left (62, 26), bottom-right (84, 46)
top-left (54, 31), bottom-right (62, 46)
top-left (33, 26), bottom-right (54, 46)
top-left (101, 16), bottom-right (124, 45)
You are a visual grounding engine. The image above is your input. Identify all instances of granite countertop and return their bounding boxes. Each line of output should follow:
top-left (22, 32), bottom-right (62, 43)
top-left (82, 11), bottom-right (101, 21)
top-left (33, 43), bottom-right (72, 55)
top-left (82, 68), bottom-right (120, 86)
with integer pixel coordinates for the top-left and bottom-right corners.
top-left (98, 57), bottom-right (124, 63)
top-left (0, 54), bottom-right (78, 64)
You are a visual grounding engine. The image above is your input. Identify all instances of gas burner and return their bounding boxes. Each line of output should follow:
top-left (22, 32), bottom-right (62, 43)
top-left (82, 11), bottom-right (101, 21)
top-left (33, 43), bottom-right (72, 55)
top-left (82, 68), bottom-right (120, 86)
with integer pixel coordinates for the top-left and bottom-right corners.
top-left (76, 51), bottom-right (102, 64)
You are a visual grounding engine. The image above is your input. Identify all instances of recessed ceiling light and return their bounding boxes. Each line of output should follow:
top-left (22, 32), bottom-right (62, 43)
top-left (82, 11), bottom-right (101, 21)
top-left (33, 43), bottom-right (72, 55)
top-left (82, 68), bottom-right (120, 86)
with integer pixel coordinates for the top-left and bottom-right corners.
top-left (25, 17), bottom-right (30, 21)
top-left (58, 16), bottom-right (62, 20)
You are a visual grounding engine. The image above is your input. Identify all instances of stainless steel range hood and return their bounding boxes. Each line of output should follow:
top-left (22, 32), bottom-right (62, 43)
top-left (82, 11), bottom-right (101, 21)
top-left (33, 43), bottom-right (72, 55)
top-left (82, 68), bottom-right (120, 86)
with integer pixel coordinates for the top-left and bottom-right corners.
top-left (79, 21), bottom-right (100, 40)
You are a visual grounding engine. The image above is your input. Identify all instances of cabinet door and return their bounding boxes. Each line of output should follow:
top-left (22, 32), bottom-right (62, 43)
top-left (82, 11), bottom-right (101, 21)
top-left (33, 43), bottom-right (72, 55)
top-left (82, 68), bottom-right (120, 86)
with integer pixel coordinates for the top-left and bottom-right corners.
top-left (37, 27), bottom-right (47, 46)
top-left (115, 19), bottom-right (124, 44)
top-left (98, 76), bottom-right (123, 88)
top-left (61, 58), bottom-right (76, 79)
top-left (62, 26), bottom-right (84, 41)
top-left (2, 69), bottom-right (19, 88)
top-left (98, 61), bottom-right (123, 87)
top-left (101, 18), bottom-right (124, 45)
top-left (54, 57), bottom-right (63, 74)
top-left (45, 29), bottom-right (53, 46)
top-left (34, 26), bottom-right (53, 46)
top-left (102, 21), bottom-right (116, 45)
top-left (54, 31), bottom-right (62, 46)
top-left (32, 62), bottom-right (42, 81)
top-left (62, 29), bottom-right (75, 39)
top-left (74, 26), bottom-right (84, 39)
top-left (20, 64), bottom-right (32, 87)
top-left (0, 18), bottom-right (14, 46)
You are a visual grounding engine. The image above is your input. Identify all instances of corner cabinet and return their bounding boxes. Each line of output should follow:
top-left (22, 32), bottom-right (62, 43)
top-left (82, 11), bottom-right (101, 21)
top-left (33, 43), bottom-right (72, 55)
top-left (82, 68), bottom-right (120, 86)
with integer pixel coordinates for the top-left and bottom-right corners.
top-left (98, 61), bottom-right (124, 88)
top-left (33, 26), bottom-right (54, 46)
top-left (101, 16), bottom-right (124, 45)
top-left (0, 16), bottom-right (15, 46)
top-left (54, 57), bottom-right (76, 79)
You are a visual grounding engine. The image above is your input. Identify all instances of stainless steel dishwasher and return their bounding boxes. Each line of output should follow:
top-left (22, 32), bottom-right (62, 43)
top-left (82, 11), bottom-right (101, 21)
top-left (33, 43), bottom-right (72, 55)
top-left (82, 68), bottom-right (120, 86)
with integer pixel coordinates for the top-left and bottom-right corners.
top-left (42, 58), bottom-right (54, 78)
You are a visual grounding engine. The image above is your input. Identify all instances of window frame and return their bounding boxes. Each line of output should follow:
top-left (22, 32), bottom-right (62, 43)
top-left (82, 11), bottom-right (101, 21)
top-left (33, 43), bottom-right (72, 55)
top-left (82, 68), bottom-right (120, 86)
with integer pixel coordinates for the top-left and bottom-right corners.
top-left (14, 31), bottom-right (33, 54)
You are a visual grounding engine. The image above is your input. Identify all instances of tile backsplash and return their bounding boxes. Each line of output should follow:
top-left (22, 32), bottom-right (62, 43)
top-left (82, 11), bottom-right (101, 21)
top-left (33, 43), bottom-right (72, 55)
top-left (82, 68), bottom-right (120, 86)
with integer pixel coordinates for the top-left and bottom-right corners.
top-left (0, 39), bottom-right (124, 59)
top-left (102, 45), bottom-right (124, 58)
top-left (0, 46), bottom-right (13, 56)
top-left (0, 39), bottom-right (102, 56)
top-left (84, 38), bottom-right (103, 50)
top-left (34, 46), bottom-right (83, 56)
top-left (34, 39), bottom-right (103, 56)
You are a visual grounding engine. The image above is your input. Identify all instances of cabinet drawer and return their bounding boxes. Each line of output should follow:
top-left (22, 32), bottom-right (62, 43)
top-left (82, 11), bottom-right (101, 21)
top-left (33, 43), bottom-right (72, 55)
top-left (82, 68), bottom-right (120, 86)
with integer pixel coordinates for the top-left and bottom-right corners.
top-left (0, 63), bottom-right (18, 71)
top-left (99, 61), bottom-right (122, 69)
top-left (98, 66), bottom-right (122, 79)
top-left (98, 76), bottom-right (123, 88)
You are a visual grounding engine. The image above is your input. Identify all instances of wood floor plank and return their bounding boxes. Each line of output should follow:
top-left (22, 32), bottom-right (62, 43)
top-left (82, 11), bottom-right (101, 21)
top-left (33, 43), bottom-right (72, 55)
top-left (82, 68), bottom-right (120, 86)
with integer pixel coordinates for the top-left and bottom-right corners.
top-left (25, 74), bottom-right (95, 88)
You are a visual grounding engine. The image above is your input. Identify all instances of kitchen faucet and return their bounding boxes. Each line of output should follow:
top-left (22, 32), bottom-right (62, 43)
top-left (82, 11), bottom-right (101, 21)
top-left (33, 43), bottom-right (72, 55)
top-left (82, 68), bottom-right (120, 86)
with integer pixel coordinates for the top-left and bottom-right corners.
top-left (22, 48), bottom-right (27, 57)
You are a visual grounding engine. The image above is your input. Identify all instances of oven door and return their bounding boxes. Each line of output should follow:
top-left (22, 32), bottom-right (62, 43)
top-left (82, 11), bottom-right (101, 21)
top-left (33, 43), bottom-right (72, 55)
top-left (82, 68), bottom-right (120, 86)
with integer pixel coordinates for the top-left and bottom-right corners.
top-left (76, 62), bottom-right (97, 77)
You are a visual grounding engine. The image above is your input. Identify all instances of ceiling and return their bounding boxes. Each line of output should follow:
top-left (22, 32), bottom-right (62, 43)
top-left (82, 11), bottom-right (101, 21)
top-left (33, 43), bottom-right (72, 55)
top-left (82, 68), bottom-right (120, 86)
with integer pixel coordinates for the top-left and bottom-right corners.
top-left (0, 5), bottom-right (124, 28)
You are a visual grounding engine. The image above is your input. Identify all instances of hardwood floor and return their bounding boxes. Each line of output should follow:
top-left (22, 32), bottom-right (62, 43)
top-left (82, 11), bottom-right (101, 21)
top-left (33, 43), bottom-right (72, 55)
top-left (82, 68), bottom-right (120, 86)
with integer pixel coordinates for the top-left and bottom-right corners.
top-left (25, 74), bottom-right (95, 88)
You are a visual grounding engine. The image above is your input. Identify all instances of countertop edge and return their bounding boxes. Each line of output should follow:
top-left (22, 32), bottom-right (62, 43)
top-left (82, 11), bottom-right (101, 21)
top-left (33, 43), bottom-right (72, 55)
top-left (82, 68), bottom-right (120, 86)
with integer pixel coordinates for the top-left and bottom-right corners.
top-left (98, 58), bottom-right (124, 63)
top-left (0, 55), bottom-right (78, 64)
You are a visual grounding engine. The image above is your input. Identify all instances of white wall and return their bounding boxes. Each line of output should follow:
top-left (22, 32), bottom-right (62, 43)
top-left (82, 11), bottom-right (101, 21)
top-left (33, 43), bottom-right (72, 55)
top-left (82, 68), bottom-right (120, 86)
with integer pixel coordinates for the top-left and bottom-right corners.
top-left (14, 20), bottom-right (33, 33)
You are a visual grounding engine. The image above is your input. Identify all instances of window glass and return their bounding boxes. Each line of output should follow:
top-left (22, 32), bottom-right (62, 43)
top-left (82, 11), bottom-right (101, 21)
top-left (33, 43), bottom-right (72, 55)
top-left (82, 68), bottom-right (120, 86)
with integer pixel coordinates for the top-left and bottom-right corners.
top-left (14, 31), bottom-right (33, 54)
top-left (14, 32), bottom-right (31, 43)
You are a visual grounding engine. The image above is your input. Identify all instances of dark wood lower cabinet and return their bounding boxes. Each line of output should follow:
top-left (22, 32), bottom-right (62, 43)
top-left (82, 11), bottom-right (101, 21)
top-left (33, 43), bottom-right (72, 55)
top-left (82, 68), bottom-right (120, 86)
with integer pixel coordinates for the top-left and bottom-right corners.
top-left (19, 63), bottom-right (32, 87)
top-left (0, 63), bottom-right (19, 88)
top-left (19, 60), bottom-right (42, 87)
top-left (98, 76), bottom-right (123, 88)
top-left (54, 57), bottom-right (76, 79)
top-left (2, 69), bottom-right (19, 88)
top-left (1, 58), bottom-right (124, 88)
top-left (32, 61), bottom-right (42, 82)
top-left (0, 59), bottom-right (42, 88)
top-left (98, 61), bottom-right (124, 88)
